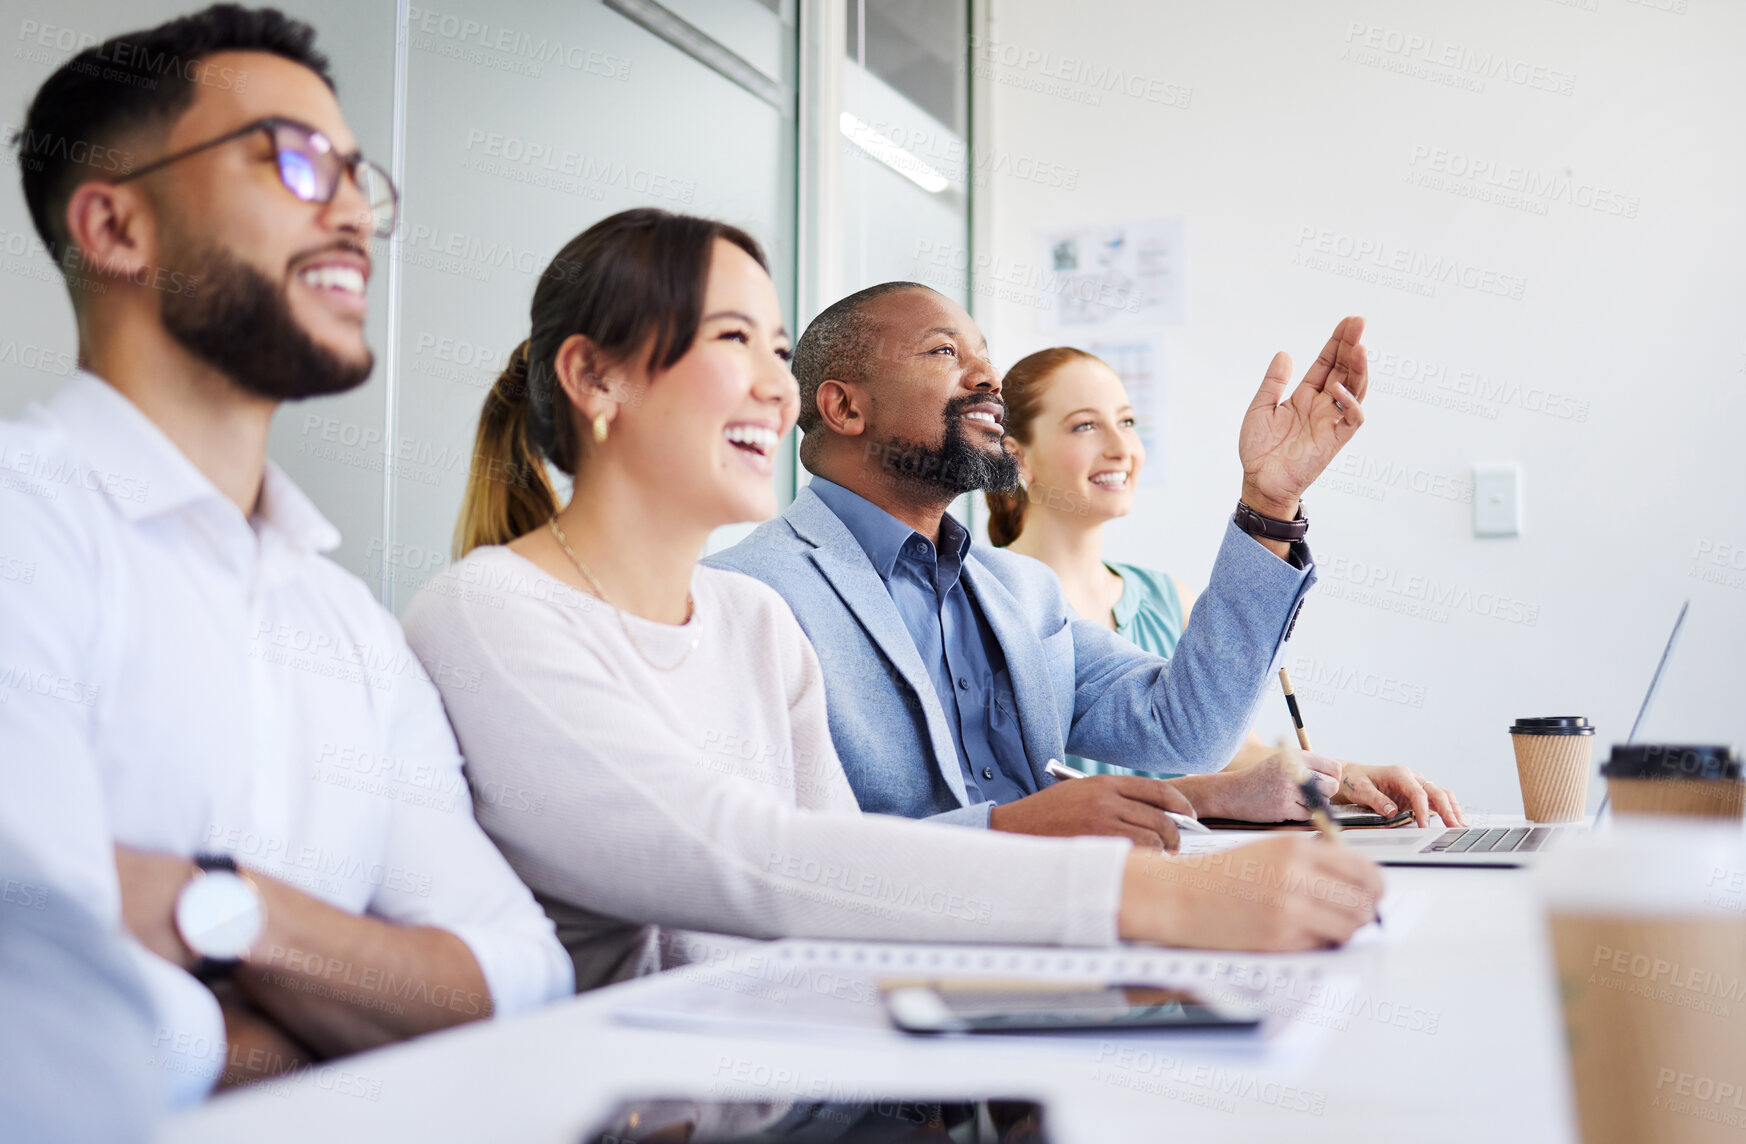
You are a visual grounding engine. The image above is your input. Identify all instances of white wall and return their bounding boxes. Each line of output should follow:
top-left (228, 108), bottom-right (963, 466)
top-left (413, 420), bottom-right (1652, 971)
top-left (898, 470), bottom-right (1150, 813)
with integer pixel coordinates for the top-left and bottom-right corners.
top-left (982, 0), bottom-right (1746, 815)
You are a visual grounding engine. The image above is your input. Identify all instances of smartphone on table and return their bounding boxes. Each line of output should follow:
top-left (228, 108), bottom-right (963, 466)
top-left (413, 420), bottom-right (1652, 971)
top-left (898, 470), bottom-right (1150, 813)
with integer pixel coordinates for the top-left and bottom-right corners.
top-left (581, 1097), bottom-right (1050, 1142)
top-left (883, 983), bottom-right (1263, 1035)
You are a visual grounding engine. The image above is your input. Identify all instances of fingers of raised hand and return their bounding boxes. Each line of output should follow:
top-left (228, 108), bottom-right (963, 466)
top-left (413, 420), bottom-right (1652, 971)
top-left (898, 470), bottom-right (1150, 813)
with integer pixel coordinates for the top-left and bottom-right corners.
top-left (1250, 351), bottom-right (1294, 413)
top-left (1301, 319), bottom-right (1351, 391)
top-left (1346, 341), bottom-right (1369, 403)
top-left (1329, 380), bottom-right (1365, 432)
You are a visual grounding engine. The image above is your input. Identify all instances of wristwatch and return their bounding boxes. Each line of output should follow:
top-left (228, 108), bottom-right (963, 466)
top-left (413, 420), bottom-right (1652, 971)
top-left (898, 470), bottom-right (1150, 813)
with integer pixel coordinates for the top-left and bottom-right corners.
top-left (174, 854), bottom-right (265, 983)
top-left (1233, 499), bottom-right (1309, 543)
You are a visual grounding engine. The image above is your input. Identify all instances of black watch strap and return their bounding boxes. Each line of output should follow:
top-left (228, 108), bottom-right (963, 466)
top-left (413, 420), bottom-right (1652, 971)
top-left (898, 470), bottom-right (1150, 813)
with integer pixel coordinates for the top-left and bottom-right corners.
top-left (194, 853), bottom-right (238, 875)
top-left (188, 854), bottom-right (243, 984)
top-left (1233, 499), bottom-right (1309, 543)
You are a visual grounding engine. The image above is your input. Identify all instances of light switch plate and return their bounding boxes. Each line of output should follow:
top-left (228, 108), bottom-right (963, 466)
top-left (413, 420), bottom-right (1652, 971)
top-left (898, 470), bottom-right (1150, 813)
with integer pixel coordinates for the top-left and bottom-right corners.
top-left (1473, 463), bottom-right (1521, 537)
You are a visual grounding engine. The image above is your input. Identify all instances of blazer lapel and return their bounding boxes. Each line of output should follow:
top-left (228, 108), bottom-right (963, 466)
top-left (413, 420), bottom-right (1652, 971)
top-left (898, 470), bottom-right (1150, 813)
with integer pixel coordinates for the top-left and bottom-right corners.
top-left (963, 556), bottom-right (1062, 790)
top-left (787, 489), bottom-right (972, 807)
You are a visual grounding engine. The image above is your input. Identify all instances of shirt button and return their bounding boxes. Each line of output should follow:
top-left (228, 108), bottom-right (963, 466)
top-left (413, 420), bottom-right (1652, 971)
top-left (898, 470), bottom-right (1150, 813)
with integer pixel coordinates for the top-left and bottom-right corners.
top-left (957, 677), bottom-right (969, 690)
top-left (981, 768), bottom-right (994, 781)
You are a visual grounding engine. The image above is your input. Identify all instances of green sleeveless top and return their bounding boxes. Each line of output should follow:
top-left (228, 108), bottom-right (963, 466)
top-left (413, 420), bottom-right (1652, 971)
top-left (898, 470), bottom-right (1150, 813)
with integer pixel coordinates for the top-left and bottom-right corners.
top-left (1066, 563), bottom-right (1186, 777)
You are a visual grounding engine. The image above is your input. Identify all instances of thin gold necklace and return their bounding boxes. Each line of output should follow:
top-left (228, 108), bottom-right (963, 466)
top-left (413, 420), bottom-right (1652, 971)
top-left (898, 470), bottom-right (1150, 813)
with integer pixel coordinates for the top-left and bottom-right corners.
top-left (548, 517), bottom-right (700, 672)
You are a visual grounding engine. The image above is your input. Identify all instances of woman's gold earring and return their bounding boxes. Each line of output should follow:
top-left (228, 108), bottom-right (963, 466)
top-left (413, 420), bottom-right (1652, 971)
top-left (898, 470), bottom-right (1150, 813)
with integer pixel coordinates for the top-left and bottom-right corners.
top-left (591, 413), bottom-right (609, 444)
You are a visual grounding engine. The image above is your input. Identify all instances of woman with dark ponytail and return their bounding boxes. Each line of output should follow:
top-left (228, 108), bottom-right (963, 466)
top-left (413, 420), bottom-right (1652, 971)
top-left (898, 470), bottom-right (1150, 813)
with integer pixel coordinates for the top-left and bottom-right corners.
top-left (987, 348), bottom-right (1467, 825)
top-left (403, 209), bottom-right (1377, 992)
top-left (452, 339), bottom-right (562, 556)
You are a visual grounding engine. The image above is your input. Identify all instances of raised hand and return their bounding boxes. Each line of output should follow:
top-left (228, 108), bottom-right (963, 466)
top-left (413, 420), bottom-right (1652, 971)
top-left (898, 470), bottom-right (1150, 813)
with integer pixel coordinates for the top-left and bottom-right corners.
top-left (1238, 316), bottom-right (1368, 518)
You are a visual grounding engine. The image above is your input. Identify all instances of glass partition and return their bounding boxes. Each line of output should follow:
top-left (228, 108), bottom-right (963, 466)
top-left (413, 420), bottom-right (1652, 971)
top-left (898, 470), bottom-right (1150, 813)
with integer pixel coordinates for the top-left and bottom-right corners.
top-left (842, 0), bottom-right (970, 302)
top-left (836, 0), bottom-right (974, 525)
top-left (381, 0), bottom-right (798, 604)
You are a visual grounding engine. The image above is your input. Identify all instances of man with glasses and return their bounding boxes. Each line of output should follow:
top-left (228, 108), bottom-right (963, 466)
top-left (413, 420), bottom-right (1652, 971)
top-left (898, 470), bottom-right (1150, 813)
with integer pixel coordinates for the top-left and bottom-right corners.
top-left (0, 4), bottom-right (570, 1105)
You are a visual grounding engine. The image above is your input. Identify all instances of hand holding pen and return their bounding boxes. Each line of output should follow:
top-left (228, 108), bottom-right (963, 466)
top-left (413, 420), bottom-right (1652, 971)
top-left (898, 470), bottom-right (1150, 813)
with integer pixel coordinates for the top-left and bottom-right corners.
top-left (1044, 759), bottom-right (1210, 834)
top-left (1277, 668), bottom-right (1384, 925)
top-left (1276, 732), bottom-right (1384, 928)
top-left (1280, 666), bottom-right (1465, 828)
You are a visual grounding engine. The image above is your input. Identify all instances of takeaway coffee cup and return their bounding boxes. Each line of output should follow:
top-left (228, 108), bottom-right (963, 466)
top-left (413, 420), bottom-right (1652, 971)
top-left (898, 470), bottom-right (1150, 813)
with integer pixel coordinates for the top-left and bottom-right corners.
top-left (1540, 823), bottom-right (1746, 1144)
top-left (1602, 745), bottom-right (1745, 822)
top-left (1511, 716), bottom-right (1596, 823)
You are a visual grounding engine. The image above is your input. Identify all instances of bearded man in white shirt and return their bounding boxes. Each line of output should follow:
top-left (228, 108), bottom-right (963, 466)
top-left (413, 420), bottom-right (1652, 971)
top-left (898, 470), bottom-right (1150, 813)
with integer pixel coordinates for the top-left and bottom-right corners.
top-left (0, 4), bottom-right (571, 1103)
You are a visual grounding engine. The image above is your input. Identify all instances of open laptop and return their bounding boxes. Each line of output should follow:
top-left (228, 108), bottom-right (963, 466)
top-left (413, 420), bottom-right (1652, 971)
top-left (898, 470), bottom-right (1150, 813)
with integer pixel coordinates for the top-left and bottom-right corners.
top-left (1342, 601), bottom-right (1689, 869)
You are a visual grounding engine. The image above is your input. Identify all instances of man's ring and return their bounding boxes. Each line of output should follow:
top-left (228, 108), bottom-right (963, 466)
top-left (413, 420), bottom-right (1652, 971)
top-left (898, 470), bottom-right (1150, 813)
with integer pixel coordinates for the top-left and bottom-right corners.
top-left (1332, 398), bottom-right (1346, 412)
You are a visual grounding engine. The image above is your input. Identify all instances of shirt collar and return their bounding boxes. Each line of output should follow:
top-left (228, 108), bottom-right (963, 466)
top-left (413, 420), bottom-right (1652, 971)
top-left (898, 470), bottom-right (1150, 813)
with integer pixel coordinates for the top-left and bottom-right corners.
top-left (48, 370), bottom-right (340, 556)
top-left (49, 371), bottom-right (214, 520)
top-left (935, 512), bottom-right (972, 565)
top-left (808, 476), bottom-right (971, 580)
top-left (256, 459), bottom-right (342, 555)
top-left (1108, 563), bottom-right (1140, 630)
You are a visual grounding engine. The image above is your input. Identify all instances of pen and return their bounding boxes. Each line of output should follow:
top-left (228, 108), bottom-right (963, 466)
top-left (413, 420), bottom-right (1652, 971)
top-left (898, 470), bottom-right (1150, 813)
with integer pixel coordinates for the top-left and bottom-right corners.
top-left (1044, 758), bottom-right (1210, 833)
top-left (1278, 669), bottom-right (1339, 834)
top-left (1278, 736), bottom-right (1382, 928)
top-left (1278, 736), bottom-right (1339, 840)
top-left (1279, 666), bottom-right (1313, 752)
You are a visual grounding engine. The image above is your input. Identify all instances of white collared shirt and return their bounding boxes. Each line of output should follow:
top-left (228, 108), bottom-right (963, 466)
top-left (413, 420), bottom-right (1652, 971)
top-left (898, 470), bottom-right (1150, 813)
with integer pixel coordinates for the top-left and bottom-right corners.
top-left (0, 372), bottom-right (572, 1104)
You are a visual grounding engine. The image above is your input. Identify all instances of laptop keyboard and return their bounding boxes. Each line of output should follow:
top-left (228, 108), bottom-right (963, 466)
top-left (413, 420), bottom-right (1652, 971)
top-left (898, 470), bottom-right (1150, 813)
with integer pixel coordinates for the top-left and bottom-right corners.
top-left (1420, 827), bottom-right (1554, 855)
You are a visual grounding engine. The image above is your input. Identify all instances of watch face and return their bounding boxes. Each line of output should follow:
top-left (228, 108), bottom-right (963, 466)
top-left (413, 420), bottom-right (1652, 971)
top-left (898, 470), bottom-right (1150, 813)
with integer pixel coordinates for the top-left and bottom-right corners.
top-left (175, 870), bottom-right (265, 961)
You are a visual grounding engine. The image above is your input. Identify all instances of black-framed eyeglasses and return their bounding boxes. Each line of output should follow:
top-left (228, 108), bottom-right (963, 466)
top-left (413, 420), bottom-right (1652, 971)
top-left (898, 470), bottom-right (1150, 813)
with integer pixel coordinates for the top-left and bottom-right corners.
top-left (113, 115), bottom-right (398, 238)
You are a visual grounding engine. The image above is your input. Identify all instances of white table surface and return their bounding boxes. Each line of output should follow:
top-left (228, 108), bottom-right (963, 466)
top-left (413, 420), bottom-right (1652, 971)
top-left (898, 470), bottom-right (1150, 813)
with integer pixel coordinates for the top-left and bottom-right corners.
top-left (158, 835), bottom-right (1580, 1144)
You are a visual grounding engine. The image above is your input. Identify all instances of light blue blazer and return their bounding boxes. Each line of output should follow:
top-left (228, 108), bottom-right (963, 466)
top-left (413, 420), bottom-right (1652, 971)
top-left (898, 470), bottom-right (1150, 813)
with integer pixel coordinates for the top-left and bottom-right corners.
top-left (705, 485), bottom-right (1314, 827)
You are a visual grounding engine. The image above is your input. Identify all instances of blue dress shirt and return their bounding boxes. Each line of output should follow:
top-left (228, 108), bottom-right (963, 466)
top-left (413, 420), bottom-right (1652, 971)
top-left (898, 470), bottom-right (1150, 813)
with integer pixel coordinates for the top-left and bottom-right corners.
top-left (808, 478), bottom-right (1034, 806)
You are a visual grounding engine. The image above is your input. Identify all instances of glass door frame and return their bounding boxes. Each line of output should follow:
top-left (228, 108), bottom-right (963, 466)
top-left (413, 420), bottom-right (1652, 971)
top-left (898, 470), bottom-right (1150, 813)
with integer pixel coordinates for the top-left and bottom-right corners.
top-left (793, 0), bottom-right (991, 522)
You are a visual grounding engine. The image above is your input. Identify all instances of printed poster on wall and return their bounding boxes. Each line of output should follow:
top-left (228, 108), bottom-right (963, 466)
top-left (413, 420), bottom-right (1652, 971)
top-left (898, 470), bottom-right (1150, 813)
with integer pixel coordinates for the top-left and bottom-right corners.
top-left (1036, 217), bottom-right (1186, 331)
